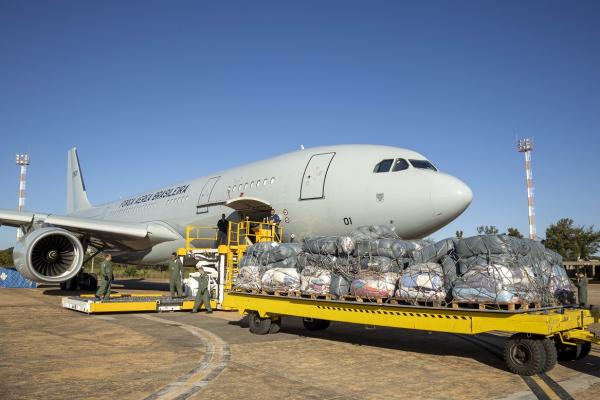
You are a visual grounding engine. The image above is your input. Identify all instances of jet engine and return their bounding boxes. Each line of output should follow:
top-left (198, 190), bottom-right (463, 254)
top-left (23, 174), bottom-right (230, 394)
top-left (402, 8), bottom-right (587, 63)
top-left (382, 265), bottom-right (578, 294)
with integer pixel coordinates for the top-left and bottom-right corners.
top-left (13, 227), bottom-right (84, 283)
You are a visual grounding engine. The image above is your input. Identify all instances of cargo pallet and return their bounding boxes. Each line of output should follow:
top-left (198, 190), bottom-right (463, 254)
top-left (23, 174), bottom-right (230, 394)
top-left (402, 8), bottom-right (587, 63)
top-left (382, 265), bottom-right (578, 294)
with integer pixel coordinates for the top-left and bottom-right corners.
top-left (225, 290), bottom-right (600, 376)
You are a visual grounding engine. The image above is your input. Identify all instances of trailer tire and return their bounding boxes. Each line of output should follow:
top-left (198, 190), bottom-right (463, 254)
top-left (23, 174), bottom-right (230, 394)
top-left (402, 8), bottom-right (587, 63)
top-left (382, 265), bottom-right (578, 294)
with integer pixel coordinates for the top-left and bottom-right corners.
top-left (576, 342), bottom-right (591, 360)
top-left (248, 311), bottom-right (272, 335)
top-left (556, 341), bottom-right (591, 361)
top-left (302, 318), bottom-right (330, 331)
top-left (269, 318), bottom-right (281, 334)
top-left (541, 338), bottom-right (557, 373)
top-left (504, 334), bottom-right (546, 376)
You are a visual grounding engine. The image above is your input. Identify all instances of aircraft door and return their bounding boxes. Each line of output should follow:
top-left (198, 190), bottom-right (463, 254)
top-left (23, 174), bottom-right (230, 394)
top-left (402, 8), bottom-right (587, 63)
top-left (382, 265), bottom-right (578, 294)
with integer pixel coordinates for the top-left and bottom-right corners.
top-left (196, 176), bottom-right (220, 214)
top-left (300, 152), bottom-right (335, 200)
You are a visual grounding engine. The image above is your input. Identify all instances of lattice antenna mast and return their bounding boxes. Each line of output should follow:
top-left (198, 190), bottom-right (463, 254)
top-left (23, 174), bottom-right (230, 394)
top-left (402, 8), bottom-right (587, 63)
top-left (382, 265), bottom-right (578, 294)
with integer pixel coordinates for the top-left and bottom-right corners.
top-left (517, 139), bottom-right (536, 240)
top-left (15, 154), bottom-right (30, 240)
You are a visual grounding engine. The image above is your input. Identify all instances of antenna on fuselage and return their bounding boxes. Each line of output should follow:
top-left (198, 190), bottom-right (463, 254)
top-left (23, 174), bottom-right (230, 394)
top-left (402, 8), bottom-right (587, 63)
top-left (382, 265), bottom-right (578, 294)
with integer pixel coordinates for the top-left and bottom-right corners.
top-left (300, 145), bottom-right (305, 150)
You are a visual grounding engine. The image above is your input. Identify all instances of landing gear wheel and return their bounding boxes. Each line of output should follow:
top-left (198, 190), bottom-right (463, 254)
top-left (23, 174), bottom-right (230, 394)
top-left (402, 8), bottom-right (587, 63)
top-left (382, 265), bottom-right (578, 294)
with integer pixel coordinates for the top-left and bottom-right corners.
top-left (302, 318), bottom-right (331, 331)
top-left (541, 338), bottom-right (558, 373)
top-left (556, 341), bottom-right (591, 361)
top-left (269, 318), bottom-right (281, 334)
top-left (248, 311), bottom-right (272, 335)
top-left (504, 334), bottom-right (546, 376)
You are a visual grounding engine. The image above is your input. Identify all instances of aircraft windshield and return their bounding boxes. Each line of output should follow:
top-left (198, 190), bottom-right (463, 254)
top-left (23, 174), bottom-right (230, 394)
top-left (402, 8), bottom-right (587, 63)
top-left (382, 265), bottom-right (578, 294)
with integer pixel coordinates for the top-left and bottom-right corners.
top-left (409, 159), bottom-right (437, 171)
top-left (392, 158), bottom-right (409, 172)
top-left (373, 159), bottom-right (394, 173)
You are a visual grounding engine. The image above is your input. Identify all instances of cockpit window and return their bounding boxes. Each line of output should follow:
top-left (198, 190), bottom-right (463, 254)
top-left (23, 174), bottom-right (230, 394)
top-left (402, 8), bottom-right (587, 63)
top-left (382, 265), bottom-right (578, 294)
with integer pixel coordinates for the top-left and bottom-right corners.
top-left (373, 159), bottom-right (394, 173)
top-left (409, 159), bottom-right (437, 171)
top-left (392, 158), bottom-right (409, 172)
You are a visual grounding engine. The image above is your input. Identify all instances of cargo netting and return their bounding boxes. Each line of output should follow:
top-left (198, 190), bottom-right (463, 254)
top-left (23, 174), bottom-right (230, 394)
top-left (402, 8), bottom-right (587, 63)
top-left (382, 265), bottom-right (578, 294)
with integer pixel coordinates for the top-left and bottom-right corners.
top-left (234, 226), bottom-right (576, 309)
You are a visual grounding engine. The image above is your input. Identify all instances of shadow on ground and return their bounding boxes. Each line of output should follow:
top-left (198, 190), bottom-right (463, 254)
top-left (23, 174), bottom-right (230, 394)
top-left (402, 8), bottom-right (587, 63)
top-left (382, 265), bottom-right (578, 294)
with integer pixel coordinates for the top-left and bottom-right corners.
top-left (228, 316), bottom-right (508, 372)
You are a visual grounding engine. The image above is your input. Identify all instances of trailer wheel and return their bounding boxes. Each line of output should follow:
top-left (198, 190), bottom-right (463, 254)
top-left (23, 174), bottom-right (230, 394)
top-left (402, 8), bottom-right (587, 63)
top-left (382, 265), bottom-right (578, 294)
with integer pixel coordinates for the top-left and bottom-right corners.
top-left (302, 318), bottom-right (330, 331)
top-left (577, 342), bottom-right (592, 360)
top-left (556, 341), bottom-right (591, 361)
top-left (504, 334), bottom-right (546, 376)
top-left (541, 338), bottom-right (557, 373)
top-left (248, 311), bottom-right (272, 335)
top-left (269, 318), bottom-right (281, 334)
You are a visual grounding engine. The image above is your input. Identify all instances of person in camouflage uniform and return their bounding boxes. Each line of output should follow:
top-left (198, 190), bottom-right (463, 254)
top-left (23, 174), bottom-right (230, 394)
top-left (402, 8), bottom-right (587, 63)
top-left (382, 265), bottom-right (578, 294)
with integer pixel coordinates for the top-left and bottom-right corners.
top-left (168, 252), bottom-right (184, 297)
top-left (192, 266), bottom-right (212, 313)
top-left (576, 271), bottom-right (589, 308)
top-left (95, 254), bottom-right (113, 300)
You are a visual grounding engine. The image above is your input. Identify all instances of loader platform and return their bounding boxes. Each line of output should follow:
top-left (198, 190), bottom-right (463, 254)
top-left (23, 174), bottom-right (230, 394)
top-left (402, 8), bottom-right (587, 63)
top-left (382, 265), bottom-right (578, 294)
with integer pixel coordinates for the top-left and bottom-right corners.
top-left (61, 294), bottom-right (217, 314)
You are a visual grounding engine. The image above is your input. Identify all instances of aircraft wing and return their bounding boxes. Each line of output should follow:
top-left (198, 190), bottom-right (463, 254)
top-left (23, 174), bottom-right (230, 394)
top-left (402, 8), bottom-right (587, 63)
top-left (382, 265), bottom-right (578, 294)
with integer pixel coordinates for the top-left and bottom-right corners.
top-left (0, 208), bottom-right (181, 251)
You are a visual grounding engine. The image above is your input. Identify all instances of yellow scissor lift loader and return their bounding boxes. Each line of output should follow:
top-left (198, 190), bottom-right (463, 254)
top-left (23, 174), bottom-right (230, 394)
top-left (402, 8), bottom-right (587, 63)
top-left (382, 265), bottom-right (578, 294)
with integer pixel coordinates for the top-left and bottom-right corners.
top-left (62, 220), bottom-right (282, 314)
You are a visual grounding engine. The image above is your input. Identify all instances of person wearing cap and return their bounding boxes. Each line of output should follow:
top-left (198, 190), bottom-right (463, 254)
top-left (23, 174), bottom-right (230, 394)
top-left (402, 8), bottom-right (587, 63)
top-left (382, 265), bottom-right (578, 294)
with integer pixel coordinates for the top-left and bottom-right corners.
top-left (192, 265), bottom-right (212, 313)
top-left (168, 252), bottom-right (184, 297)
top-left (95, 253), bottom-right (113, 300)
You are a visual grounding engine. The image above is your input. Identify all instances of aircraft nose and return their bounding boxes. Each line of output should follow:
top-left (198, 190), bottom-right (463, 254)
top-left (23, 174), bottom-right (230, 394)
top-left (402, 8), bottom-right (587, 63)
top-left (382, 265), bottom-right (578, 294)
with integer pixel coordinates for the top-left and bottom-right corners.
top-left (431, 174), bottom-right (473, 220)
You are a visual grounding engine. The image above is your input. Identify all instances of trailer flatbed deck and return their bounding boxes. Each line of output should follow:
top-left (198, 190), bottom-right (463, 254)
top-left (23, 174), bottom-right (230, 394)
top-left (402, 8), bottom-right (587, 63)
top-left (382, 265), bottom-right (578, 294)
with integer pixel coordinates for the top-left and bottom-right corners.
top-left (224, 291), bottom-right (600, 376)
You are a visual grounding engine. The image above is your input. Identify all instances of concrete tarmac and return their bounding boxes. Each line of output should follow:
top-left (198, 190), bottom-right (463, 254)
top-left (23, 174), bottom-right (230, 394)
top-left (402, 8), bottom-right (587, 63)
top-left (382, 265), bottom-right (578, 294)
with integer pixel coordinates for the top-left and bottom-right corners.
top-left (1, 279), bottom-right (599, 400)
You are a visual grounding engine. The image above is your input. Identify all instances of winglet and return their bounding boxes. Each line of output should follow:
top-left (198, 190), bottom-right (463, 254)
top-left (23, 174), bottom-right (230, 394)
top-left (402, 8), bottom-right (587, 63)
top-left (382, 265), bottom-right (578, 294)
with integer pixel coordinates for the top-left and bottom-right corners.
top-left (67, 148), bottom-right (92, 213)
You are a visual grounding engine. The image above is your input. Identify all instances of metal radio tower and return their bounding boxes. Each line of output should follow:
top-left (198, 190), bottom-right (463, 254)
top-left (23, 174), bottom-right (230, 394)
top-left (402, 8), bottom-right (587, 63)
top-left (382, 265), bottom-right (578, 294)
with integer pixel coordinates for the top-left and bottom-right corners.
top-left (15, 154), bottom-right (30, 240)
top-left (517, 139), bottom-right (536, 240)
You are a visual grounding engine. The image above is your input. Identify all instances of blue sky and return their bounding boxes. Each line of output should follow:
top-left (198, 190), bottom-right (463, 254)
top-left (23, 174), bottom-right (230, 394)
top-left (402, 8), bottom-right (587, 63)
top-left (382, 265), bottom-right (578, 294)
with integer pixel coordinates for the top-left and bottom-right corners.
top-left (1, 0), bottom-right (599, 249)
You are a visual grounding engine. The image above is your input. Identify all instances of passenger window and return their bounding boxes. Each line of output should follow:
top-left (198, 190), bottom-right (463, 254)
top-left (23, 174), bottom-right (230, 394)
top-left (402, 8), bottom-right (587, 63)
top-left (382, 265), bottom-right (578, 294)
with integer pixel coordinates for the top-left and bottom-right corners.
top-left (409, 159), bottom-right (437, 171)
top-left (373, 159), bottom-right (394, 173)
top-left (392, 158), bottom-right (409, 172)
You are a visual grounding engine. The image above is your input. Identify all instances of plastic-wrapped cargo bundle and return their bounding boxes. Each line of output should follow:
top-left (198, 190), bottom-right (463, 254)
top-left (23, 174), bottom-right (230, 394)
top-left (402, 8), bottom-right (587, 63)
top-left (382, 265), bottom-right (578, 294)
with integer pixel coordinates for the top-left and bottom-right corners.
top-left (453, 235), bottom-right (531, 259)
top-left (261, 268), bottom-right (300, 291)
top-left (412, 239), bottom-right (454, 264)
top-left (300, 266), bottom-right (331, 294)
top-left (396, 263), bottom-right (445, 303)
top-left (303, 236), bottom-right (355, 255)
top-left (353, 239), bottom-right (425, 259)
top-left (457, 254), bottom-right (517, 275)
top-left (452, 264), bottom-right (540, 304)
top-left (269, 243), bottom-right (303, 262)
top-left (266, 255), bottom-right (298, 270)
top-left (350, 272), bottom-right (397, 298)
top-left (544, 264), bottom-right (576, 305)
top-left (359, 256), bottom-right (402, 273)
top-left (330, 274), bottom-right (351, 296)
top-left (235, 265), bottom-right (261, 290)
top-left (349, 225), bottom-right (399, 240)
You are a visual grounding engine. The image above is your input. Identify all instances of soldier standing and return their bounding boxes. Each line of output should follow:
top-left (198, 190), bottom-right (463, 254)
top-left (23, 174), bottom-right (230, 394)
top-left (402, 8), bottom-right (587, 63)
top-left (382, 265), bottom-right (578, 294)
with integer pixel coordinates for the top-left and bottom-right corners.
top-left (217, 214), bottom-right (229, 246)
top-left (95, 253), bottom-right (113, 300)
top-left (192, 266), bottom-right (213, 313)
top-left (168, 252), bottom-right (184, 297)
top-left (576, 271), bottom-right (589, 308)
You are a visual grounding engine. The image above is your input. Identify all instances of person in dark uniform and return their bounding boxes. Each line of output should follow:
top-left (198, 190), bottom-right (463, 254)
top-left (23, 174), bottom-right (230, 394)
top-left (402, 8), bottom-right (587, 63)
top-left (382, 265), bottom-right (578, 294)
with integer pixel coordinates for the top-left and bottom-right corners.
top-left (576, 271), bottom-right (589, 308)
top-left (268, 209), bottom-right (281, 225)
top-left (217, 214), bottom-right (229, 246)
top-left (95, 253), bottom-right (113, 300)
top-left (168, 252), bottom-right (184, 297)
top-left (192, 266), bottom-right (212, 313)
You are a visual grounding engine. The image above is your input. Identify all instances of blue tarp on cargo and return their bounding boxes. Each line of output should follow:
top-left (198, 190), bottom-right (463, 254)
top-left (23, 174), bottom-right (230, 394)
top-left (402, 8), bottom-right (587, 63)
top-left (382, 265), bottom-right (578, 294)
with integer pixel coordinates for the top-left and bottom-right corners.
top-left (0, 267), bottom-right (38, 288)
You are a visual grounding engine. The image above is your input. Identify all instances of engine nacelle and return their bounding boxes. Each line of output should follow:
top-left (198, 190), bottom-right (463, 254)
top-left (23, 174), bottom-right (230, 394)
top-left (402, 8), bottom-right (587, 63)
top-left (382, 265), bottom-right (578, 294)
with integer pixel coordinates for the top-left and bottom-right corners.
top-left (13, 227), bottom-right (84, 283)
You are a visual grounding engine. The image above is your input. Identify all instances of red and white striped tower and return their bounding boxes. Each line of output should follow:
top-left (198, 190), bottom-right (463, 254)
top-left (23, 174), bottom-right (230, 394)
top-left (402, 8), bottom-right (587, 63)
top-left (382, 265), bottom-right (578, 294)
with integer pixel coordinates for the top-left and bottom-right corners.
top-left (517, 139), bottom-right (536, 240)
top-left (15, 154), bottom-right (30, 240)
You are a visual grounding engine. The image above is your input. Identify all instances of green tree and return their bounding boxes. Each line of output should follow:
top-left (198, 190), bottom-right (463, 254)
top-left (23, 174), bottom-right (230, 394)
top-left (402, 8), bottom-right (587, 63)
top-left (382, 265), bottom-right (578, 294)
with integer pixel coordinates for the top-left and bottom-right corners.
top-left (506, 227), bottom-right (524, 238)
top-left (543, 218), bottom-right (600, 261)
top-left (0, 248), bottom-right (14, 266)
top-left (477, 225), bottom-right (499, 235)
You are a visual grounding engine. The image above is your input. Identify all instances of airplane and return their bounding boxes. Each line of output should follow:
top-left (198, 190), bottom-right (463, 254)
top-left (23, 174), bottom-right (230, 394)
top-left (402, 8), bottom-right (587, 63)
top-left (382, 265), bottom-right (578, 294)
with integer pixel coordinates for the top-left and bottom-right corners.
top-left (0, 144), bottom-right (472, 288)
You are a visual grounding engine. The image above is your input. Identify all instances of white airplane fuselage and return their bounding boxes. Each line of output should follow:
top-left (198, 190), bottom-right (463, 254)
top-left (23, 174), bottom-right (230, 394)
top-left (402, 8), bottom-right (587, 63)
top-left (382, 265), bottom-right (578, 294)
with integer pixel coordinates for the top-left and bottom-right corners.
top-left (71, 144), bottom-right (472, 265)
